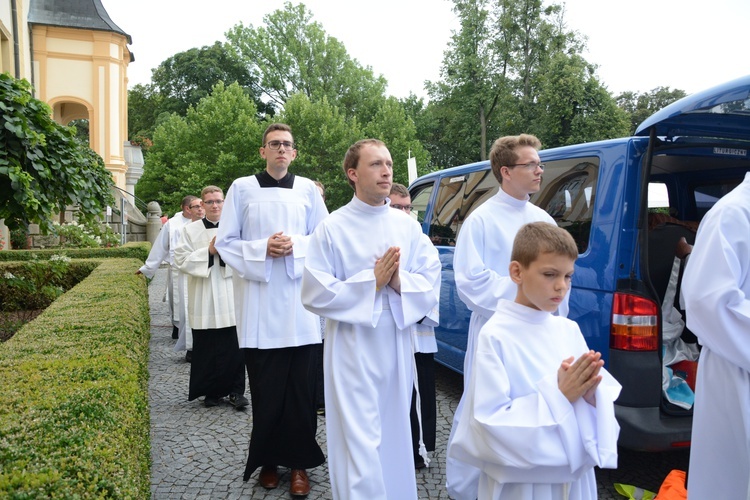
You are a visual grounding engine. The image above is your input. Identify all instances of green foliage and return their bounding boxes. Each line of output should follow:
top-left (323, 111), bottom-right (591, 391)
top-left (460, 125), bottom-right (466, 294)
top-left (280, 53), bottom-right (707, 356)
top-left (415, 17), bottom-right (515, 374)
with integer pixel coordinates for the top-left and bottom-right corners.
top-left (128, 42), bottom-right (274, 145)
top-left (0, 258), bottom-right (151, 498)
top-left (52, 220), bottom-right (120, 248)
top-left (152, 41), bottom-right (274, 117)
top-left (533, 53), bottom-right (630, 147)
top-left (0, 73), bottom-right (115, 234)
top-left (423, 0), bottom-right (626, 163)
top-left (0, 257), bottom-right (97, 339)
top-left (0, 242), bottom-right (150, 262)
top-left (616, 87), bottom-right (688, 135)
top-left (274, 93), bottom-right (361, 209)
top-left (135, 82), bottom-right (264, 210)
top-left (226, 2), bottom-right (388, 120)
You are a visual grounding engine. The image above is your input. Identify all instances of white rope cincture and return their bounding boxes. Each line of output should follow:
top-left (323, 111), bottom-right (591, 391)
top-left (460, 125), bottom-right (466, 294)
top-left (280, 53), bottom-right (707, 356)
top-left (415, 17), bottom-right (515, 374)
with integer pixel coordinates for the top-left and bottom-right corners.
top-left (411, 328), bottom-right (431, 468)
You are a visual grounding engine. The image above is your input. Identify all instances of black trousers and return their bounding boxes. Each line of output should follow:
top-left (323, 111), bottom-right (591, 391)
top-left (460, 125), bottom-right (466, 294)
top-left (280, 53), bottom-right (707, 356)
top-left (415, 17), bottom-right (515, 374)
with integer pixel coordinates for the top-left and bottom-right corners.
top-left (188, 326), bottom-right (244, 401)
top-left (410, 352), bottom-right (437, 460)
top-left (242, 344), bottom-right (325, 480)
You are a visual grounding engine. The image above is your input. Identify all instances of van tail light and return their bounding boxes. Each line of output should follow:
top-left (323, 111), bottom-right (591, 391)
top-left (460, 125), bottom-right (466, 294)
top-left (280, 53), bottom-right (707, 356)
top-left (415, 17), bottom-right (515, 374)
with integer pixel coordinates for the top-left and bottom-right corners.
top-left (611, 292), bottom-right (659, 351)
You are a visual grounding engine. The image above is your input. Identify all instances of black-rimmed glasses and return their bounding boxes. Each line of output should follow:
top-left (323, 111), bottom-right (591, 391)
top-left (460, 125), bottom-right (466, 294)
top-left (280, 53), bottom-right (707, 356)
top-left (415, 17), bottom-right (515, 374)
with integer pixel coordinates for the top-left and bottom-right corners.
top-left (264, 140), bottom-right (295, 150)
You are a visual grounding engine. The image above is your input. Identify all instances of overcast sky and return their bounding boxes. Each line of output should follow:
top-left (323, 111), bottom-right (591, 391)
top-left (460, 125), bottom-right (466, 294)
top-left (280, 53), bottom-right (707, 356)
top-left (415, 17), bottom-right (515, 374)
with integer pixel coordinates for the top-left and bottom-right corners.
top-left (101, 0), bottom-right (750, 99)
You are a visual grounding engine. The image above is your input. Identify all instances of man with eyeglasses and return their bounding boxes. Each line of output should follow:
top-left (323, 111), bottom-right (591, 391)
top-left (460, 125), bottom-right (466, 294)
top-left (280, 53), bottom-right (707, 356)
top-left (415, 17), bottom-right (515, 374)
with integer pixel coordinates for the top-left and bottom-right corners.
top-left (174, 186), bottom-right (248, 411)
top-left (389, 183), bottom-right (437, 471)
top-left (446, 134), bottom-right (567, 500)
top-left (138, 195), bottom-right (199, 342)
top-left (216, 123), bottom-right (327, 497)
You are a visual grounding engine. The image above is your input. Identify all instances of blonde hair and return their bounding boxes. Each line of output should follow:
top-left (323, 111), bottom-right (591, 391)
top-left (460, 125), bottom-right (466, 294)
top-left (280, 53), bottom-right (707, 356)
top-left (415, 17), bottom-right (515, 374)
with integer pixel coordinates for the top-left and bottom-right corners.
top-left (200, 185), bottom-right (223, 199)
top-left (489, 134), bottom-right (542, 184)
top-left (511, 222), bottom-right (577, 267)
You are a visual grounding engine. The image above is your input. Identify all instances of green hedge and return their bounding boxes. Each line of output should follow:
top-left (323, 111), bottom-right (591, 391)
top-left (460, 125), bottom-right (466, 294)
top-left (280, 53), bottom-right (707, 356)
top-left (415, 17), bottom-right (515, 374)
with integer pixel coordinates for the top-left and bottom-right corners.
top-left (0, 242), bottom-right (151, 262)
top-left (0, 258), bottom-right (151, 498)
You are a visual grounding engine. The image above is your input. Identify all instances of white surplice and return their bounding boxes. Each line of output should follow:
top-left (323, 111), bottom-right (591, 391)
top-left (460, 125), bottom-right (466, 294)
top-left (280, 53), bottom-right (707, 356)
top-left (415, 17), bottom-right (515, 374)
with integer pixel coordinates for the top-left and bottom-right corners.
top-left (447, 188), bottom-right (564, 499)
top-left (301, 196), bottom-right (441, 500)
top-left (173, 219), bottom-right (235, 330)
top-left (215, 175), bottom-right (328, 349)
top-left (681, 172), bottom-right (750, 500)
top-left (449, 299), bottom-right (620, 500)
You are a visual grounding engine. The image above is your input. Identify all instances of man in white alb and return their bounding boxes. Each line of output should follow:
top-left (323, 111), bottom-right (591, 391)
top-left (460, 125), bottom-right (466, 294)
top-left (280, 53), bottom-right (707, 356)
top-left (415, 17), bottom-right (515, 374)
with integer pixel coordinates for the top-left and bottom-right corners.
top-left (215, 123), bottom-right (327, 497)
top-left (301, 139), bottom-right (441, 499)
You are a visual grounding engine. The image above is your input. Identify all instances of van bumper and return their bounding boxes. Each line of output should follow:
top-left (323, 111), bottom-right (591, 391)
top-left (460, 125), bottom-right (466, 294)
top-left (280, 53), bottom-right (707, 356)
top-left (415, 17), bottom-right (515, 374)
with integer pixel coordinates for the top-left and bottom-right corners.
top-left (615, 405), bottom-right (693, 451)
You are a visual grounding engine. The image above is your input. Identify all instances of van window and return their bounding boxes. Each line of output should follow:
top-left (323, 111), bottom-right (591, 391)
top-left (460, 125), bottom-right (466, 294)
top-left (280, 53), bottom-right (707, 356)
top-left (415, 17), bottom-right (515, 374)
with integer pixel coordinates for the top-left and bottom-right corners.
top-left (531, 157), bottom-right (599, 254)
top-left (428, 169), bottom-right (499, 246)
top-left (693, 181), bottom-right (739, 218)
top-left (424, 157), bottom-right (599, 253)
top-left (410, 183), bottom-right (434, 225)
top-left (648, 182), bottom-right (669, 208)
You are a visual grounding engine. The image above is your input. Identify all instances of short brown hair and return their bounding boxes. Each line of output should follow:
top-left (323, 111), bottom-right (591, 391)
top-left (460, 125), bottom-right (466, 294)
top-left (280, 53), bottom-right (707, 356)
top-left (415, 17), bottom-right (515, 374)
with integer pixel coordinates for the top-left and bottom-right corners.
top-left (489, 134), bottom-right (542, 184)
top-left (342, 139), bottom-right (386, 190)
top-left (201, 185), bottom-right (223, 199)
top-left (262, 123), bottom-right (293, 146)
top-left (390, 182), bottom-right (409, 198)
top-left (511, 222), bottom-right (578, 268)
top-left (181, 195), bottom-right (198, 208)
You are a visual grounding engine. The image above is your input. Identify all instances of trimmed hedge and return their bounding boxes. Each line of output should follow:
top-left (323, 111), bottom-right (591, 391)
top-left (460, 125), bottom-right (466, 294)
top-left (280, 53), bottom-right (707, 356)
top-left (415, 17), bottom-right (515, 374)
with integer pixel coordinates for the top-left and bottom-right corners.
top-left (0, 258), bottom-right (151, 498)
top-left (0, 242), bottom-right (151, 263)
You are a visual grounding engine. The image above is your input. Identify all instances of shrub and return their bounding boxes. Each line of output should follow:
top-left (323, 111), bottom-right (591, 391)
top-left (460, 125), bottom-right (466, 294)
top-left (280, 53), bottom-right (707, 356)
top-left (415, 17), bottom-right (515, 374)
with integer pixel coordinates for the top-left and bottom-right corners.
top-left (53, 220), bottom-right (120, 248)
top-left (0, 258), bottom-right (151, 498)
top-left (0, 242), bottom-right (150, 263)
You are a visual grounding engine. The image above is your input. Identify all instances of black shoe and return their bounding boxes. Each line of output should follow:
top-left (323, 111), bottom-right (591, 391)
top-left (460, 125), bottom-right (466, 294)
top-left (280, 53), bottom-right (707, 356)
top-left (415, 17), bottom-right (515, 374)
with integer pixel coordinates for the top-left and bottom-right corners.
top-left (229, 393), bottom-right (249, 409)
top-left (185, 350), bottom-right (192, 362)
top-left (172, 326), bottom-right (179, 339)
top-left (204, 396), bottom-right (220, 407)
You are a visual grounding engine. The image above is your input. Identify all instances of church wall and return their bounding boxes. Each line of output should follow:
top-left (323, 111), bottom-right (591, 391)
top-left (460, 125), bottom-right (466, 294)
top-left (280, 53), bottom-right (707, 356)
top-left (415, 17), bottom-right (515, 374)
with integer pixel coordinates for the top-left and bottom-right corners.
top-left (32, 25), bottom-right (130, 191)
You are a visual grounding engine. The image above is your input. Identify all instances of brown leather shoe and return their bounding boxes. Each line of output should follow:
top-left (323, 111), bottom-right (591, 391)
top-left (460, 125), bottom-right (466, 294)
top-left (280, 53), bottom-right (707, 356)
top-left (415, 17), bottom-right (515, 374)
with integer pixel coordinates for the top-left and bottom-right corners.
top-left (258, 465), bottom-right (279, 489)
top-left (289, 469), bottom-right (311, 496)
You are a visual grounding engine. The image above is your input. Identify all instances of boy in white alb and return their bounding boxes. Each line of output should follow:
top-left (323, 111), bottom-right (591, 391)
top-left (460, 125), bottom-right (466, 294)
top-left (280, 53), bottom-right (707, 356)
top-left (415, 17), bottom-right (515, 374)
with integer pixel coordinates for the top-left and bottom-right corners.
top-left (301, 139), bottom-right (441, 499)
top-left (449, 222), bottom-right (621, 500)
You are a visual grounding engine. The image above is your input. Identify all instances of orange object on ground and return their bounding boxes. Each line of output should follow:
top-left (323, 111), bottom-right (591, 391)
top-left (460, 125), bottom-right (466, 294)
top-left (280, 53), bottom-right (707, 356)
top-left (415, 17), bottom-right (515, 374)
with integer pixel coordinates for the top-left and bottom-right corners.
top-left (656, 469), bottom-right (687, 499)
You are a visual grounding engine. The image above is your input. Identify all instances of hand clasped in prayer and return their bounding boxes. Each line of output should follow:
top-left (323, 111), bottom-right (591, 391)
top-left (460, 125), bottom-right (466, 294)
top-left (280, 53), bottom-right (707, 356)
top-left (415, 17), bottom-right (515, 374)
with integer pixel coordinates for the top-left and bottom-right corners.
top-left (268, 231), bottom-right (293, 258)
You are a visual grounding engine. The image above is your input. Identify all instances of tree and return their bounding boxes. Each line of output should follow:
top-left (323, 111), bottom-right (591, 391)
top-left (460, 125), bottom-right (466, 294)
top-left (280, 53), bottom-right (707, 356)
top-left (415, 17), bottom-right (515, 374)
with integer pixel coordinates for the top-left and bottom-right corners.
top-left (128, 43), bottom-right (271, 149)
top-left (272, 92), bottom-right (361, 210)
top-left (616, 87), bottom-right (687, 135)
top-left (226, 2), bottom-right (388, 123)
top-left (424, 0), bottom-right (621, 163)
top-left (151, 42), bottom-right (273, 118)
top-left (533, 53), bottom-right (630, 147)
top-left (0, 73), bottom-right (114, 233)
top-left (135, 82), bottom-right (264, 213)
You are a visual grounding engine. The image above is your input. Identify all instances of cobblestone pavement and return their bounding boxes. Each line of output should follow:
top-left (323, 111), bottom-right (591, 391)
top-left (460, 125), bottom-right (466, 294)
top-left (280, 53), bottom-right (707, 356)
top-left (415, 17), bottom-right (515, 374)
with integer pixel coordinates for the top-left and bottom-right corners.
top-left (147, 266), bottom-right (689, 499)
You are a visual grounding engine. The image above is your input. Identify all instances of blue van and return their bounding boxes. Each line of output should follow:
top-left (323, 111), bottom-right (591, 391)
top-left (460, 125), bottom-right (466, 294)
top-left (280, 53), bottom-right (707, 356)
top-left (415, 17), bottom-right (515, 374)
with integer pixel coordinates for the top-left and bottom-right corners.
top-left (409, 75), bottom-right (750, 451)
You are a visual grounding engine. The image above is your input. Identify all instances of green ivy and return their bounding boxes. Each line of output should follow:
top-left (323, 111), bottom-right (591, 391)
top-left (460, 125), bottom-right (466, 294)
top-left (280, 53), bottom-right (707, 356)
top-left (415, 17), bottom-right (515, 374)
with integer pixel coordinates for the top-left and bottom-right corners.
top-left (0, 73), bottom-right (115, 234)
